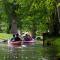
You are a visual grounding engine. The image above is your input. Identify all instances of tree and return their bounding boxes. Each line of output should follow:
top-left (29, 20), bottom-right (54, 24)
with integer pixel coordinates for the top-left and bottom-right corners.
top-left (2, 0), bottom-right (18, 34)
top-left (0, 0), bottom-right (58, 36)
top-left (57, 0), bottom-right (60, 34)
top-left (45, 0), bottom-right (59, 35)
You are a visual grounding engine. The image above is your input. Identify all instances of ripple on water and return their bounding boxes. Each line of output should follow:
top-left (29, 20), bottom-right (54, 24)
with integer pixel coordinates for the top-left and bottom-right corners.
top-left (0, 43), bottom-right (49, 60)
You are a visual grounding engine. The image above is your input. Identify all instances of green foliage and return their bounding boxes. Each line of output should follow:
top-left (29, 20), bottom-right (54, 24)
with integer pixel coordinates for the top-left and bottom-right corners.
top-left (0, 0), bottom-right (57, 35)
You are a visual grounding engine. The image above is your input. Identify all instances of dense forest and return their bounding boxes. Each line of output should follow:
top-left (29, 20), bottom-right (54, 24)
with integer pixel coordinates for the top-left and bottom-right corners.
top-left (0, 0), bottom-right (60, 37)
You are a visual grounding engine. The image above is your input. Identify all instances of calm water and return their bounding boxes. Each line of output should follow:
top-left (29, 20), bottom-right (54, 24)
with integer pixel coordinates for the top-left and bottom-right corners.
top-left (0, 43), bottom-right (59, 60)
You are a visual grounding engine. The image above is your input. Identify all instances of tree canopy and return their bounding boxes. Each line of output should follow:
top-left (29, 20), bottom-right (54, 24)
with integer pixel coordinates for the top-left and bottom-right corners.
top-left (0, 0), bottom-right (58, 36)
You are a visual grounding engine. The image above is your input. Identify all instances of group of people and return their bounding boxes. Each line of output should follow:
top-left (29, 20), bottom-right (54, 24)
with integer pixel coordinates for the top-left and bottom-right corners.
top-left (8, 33), bottom-right (35, 47)
top-left (24, 34), bottom-right (32, 41)
top-left (11, 33), bottom-right (32, 42)
top-left (11, 33), bottom-right (22, 42)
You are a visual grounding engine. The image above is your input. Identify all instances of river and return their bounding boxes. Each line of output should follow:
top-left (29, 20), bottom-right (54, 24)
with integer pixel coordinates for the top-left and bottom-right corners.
top-left (0, 42), bottom-right (59, 60)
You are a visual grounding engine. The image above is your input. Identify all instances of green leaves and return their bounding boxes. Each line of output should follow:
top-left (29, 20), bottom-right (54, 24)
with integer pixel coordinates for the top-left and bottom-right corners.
top-left (0, 0), bottom-right (56, 34)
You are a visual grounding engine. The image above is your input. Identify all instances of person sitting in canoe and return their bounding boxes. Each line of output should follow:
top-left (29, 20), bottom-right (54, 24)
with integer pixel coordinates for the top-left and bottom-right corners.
top-left (24, 34), bottom-right (32, 41)
top-left (15, 33), bottom-right (22, 41)
top-left (10, 33), bottom-right (22, 47)
top-left (23, 34), bottom-right (33, 45)
top-left (11, 34), bottom-right (22, 42)
top-left (23, 34), bottom-right (35, 45)
top-left (11, 34), bottom-right (15, 42)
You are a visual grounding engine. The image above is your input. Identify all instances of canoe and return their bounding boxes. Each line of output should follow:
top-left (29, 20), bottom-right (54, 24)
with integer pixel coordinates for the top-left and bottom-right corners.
top-left (8, 40), bottom-right (35, 47)
top-left (8, 40), bottom-right (22, 47)
top-left (23, 40), bottom-right (35, 45)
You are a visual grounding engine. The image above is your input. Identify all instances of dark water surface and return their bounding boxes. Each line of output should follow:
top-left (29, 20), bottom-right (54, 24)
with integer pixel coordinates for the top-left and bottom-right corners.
top-left (0, 43), bottom-right (59, 60)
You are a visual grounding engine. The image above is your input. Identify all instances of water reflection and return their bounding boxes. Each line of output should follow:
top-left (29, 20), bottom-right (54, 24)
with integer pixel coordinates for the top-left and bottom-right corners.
top-left (0, 43), bottom-right (48, 60)
top-left (0, 43), bottom-right (59, 60)
top-left (43, 44), bottom-right (59, 60)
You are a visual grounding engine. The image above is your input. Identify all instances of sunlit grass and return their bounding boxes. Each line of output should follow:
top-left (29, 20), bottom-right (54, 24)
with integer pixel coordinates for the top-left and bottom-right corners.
top-left (0, 33), bottom-right (12, 40)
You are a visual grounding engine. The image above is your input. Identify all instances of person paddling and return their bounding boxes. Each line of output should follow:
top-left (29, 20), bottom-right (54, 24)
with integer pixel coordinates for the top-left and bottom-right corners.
top-left (15, 33), bottom-right (22, 41)
top-left (11, 34), bottom-right (15, 42)
top-left (24, 34), bottom-right (32, 41)
top-left (9, 33), bottom-right (22, 47)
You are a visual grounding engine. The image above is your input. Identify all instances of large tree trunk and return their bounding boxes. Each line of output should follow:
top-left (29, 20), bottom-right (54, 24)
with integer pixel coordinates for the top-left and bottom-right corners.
top-left (2, 0), bottom-right (18, 34)
top-left (53, 7), bottom-right (59, 35)
top-left (31, 21), bottom-right (37, 39)
top-left (31, 28), bottom-right (36, 39)
top-left (11, 18), bottom-right (18, 34)
top-left (57, 0), bottom-right (60, 34)
top-left (49, 1), bottom-right (59, 36)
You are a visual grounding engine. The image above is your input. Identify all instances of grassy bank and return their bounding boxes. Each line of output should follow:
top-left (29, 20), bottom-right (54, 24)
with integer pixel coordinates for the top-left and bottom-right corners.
top-left (0, 33), bottom-right (12, 40)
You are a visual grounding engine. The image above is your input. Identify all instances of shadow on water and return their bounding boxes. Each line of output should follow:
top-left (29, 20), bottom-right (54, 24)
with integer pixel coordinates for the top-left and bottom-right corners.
top-left (42, 35), bottom-right (60, 60)
top-left (43, 46), bottom-right (57, 60)
top-left (43, 42), bottom-right (60, 60)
